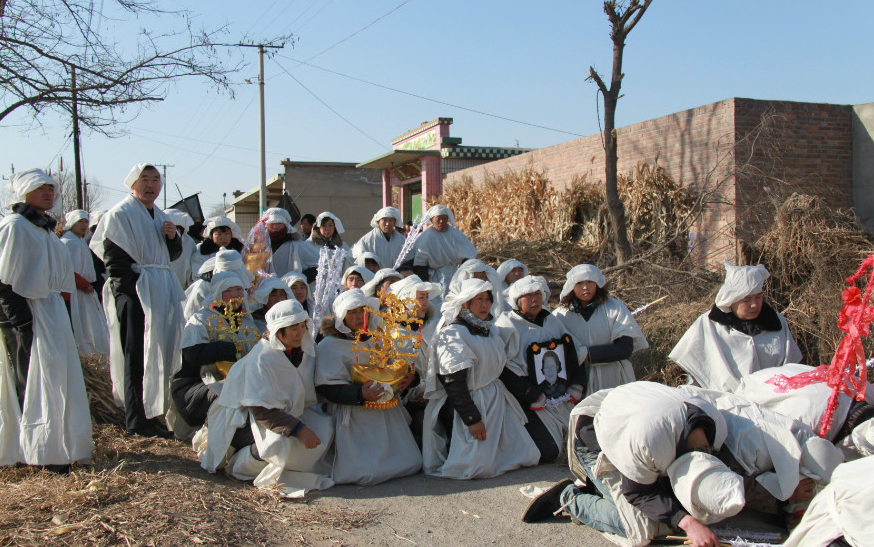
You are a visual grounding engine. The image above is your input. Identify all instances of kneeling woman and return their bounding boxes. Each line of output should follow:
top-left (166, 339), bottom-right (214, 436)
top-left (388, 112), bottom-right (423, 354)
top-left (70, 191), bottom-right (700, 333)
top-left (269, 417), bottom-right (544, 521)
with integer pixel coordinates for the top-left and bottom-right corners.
top-left (553, 264), bottom-right (648, 393)
top-left (495, 275), bottom-right (585, 463)
top-left (315, 289), bottom-right (422, 485)
top-left (423, 278), bottom-right (540, 479)
top-left (198, 300), bottom-right (335, 498)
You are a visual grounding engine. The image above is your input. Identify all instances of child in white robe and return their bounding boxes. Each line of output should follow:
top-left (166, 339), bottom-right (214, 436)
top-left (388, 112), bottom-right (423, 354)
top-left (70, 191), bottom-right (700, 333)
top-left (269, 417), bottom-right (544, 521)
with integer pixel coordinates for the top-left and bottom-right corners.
top-left (198, 300), bottom-right (334, 498)
top-left (59, 209), bottom-right (110, 355)
top-left (422, 278), bottom-right (540, 479)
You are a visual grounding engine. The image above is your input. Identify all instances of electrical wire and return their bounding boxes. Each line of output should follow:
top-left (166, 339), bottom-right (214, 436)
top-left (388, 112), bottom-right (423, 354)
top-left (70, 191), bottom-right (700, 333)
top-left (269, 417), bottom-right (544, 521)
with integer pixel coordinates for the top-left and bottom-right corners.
top-left (275, 54), bottom-right (584, 137)
top-left (131, 127), bottom-right (321, 159)
top-left (180, 93), bottom-right (258, 178)
top-left (272, 58), bottom-right (389, 151)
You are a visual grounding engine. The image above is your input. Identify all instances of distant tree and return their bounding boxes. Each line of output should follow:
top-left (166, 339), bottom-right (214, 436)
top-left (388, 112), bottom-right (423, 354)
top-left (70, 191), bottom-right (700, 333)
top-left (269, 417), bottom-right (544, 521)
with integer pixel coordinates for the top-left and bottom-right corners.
top-left (0, 0), bottom-right (287, 132)
top-left (588, 0), bottom-right (653, 264)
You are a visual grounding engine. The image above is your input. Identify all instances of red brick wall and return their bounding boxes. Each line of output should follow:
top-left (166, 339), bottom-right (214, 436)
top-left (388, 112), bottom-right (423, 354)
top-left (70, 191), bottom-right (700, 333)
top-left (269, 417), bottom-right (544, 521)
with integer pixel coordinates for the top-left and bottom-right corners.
top-left (443, 98), bottom-right (854, 266)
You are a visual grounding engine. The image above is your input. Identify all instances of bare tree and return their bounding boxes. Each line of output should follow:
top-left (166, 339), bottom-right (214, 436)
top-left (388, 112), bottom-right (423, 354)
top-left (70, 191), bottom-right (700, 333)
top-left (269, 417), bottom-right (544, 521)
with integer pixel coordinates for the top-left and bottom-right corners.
top-left (0, 0), bottom-right (288, 132)
top-left (588, 0), bottom-right (653, 264)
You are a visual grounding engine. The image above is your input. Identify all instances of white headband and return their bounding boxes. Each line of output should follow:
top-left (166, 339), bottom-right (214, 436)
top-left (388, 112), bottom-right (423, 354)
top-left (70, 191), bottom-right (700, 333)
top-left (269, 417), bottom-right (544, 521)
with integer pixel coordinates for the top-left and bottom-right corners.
top-left (423, 204), bottom-right (455, 226)
top-left (667, 451), bottom-right (745, 525)
top-left (64, 209), bottom-right (89, 228)
top-left (205, 215), bottom-right (243, 241)
top-left (389, 274), bottom-right (443, 301)
top-left (266, 300), bottom-right (315, 356)
top-left (8, 168), bottom-right (60, 212)
top-left (332, 289), bottom-right (378, 334)
top-left (508, 275), bottom-right (551, 311)
top-left (440, 278), bottom-right (492, 324)
top-left (370, 206), bottom-right (402, 229)
top-left (315, 211), bottom-right (345, 234)
top-left (560, 264), bottom-right (607, 301)
top-left (123, 163), bottom-right (162, 190)
top-left (362, 268), bottom-right (402, 297)
top-left (356, 251), bottom-right (382, 269)
top-left (342, 265), bottom-right (375, 286)
top-left (206, 272), bottom-right (244, 307)
top-left (714, 260), bottom-right (770, 313)
top-left (264, 207), bottom-right (295, 233)
top-left (253, 276), bottom-right (293, 306)
top-left (164, 208), bottom-right (194, 229)
top-left (496, 259), bottom-right (528, 282)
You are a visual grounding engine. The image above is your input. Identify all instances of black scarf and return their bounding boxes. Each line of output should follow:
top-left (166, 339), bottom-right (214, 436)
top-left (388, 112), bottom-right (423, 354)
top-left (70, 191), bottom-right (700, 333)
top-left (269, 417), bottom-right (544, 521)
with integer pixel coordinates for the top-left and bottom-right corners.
top-left (708, 302), bottom-right (782, 336)
top-left (513, 308), bottom-right (550, 327)
top-left (200, 237), bottom-right (243, 255)
top-left (270, 232), bottom-right (294, 253)
top-left (455, 308), bottom-right (492, 337)
top-left (12, 203), bottom-right (57, 232)
top-left (570, 297), bottom-right (600, 322)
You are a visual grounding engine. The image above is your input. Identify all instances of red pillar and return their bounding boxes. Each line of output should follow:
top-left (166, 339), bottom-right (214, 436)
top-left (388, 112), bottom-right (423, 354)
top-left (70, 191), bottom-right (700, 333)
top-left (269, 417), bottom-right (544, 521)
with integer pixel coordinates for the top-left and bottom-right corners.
top-left (382, 168), bottom-right (391, 207)
top-left (421, 155), bottom-right (442, 211)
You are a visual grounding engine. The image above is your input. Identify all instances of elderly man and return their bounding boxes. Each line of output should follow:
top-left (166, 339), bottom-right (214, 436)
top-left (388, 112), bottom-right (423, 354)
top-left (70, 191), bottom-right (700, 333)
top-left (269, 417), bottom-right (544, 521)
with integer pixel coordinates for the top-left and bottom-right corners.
top-left (90, 163), bottom-right (186, 438)
top-left (352, 207), bottom-right (405, 269)
top-left (60, 209), bottom-right (110, 355)
top-left (411, 204), bottom-right (477, 282)
top-left (0, 169), bottom-right (92, 469)
top-left (264, 207), bottom-right (302, 276)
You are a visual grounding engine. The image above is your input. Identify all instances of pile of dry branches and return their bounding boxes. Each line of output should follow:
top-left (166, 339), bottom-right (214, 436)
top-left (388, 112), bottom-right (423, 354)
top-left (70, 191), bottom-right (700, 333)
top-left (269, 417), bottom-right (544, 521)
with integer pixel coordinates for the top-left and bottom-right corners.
top-left (753, 193), bottom-right (874, 366)
top-left (80, 355), bottom-right (124, 427)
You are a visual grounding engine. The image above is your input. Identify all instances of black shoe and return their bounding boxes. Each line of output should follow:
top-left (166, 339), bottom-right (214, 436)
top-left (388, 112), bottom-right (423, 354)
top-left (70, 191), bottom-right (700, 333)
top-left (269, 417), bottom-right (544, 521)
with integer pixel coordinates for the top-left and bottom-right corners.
top-left (42, 464), bottom-right (72, 474)
top-left (521, 479), bottom-right (574, 523)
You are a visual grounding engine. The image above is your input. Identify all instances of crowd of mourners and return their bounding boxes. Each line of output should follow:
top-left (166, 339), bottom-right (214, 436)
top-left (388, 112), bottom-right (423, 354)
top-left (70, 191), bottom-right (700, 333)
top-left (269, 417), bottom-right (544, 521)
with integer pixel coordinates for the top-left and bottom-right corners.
top-left (0, 163), bottom-right (872, 547)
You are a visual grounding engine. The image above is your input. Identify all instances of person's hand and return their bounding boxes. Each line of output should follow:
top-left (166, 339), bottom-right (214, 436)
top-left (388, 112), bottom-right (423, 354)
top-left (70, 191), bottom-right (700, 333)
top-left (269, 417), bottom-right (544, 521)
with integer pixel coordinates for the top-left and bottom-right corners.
top-left (789, 477), bottom-right (816, 502)
top-left (361, 381), bottom-right (383, 402)
top-left (678, 515), bottom-right (719, 547)
top-left (396, 371), bottom-right (416, 392)
top-left (161, 221), bottom-right (177, 239)
top-left (295, 426), bottom-right (321, 449)
top-left (468, 421), bottom-right (486, 441)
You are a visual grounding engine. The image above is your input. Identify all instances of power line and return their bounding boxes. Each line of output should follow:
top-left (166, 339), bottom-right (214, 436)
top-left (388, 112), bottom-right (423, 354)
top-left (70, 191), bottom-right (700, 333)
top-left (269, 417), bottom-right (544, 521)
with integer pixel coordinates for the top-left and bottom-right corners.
top-left (128, 130), bottom-right (259, 167)
top-left (132, 127), bottom-right (322, 159)
top-left (275, 54), bottom-right (585, 138)
top-left (272, 57), bottom-right (389, 151)
top-left (179, 93), bottom-right (259, 178)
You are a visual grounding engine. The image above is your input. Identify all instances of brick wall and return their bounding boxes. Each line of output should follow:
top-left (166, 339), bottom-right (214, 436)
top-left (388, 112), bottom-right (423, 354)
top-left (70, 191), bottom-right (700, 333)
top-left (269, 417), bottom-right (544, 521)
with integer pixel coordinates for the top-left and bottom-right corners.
top-left (443, 98), bottom-right (855, 265)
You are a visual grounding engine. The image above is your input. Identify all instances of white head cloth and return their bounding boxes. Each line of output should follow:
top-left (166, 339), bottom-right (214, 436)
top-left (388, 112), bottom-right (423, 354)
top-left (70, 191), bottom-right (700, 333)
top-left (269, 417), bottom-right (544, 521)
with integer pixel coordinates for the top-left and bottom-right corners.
top-left (423, 204), bottom-right (455, 226)
top-left (206, 271), bottom-right (244, 307)
top-left (370, 206), bottom-right (402, 229)
top-left (164, 208), bottom-right (194, 229)
top-left (508, 275), bottom-right (551, 311)
top-left (123, 163), bottom-right (162, 190)
top-left (441, 278), bottom-right (492, 324)
top-left (356, 251), bottom-right (382, 269)
top-left (89, 209), bottom-right (105, 228)
top-left (197, 257), bottom-right (217, 277)
top-left (64, 209), bottom-right (89, 228)
top-left (315, 211), bottom-right (345, 234)
top-left (264, 207), bottom-right (295, 233)
top-left (715, 260), bottom-right (770, 313)
top-left (667, 452), bottom-right (745, 524)
top-left (205, 215), bottom-right (243, 241)
top-left (253, 276), bottom-right (293, 306)
top-left (389, 274), bottom-right (443, 301)
top-left (342, 265), bottom-right (375, 286)
top-left (560, 264), bottom-right (607, 301)
top-left (214, 249), bottom-right (254, 285)
top-left (496, 259), bottom-right (529, 283)
top-left (799, 435), bottom-right (844, 483)
top-left (8, 168), bottom-right (61, 213)
top-left (332, 288), bottom-right (378, 334)
top-left (281, 271), bottom-right (308, 289)
top-left (266, 299), bottom-right (315, 356)
top-left (363, 268), bottom-right (402, 297)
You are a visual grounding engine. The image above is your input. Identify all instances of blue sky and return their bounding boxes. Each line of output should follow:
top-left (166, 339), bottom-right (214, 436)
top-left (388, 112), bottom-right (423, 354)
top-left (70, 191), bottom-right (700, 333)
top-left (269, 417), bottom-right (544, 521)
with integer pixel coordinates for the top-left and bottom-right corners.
top-left (2, 1), bottom-right (873, 214)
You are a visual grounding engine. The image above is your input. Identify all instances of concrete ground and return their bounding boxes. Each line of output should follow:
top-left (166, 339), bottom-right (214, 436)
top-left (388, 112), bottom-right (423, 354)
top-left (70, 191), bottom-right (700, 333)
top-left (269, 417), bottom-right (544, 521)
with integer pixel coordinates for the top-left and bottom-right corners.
top-left (296, 464), bottom-right (613, 546)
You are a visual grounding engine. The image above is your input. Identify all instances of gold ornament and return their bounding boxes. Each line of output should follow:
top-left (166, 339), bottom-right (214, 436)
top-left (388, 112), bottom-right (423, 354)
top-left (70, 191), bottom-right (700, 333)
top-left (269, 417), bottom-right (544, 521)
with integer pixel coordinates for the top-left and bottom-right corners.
top-left (351, 292), bottom-right (423, 409)
top-left (207, 297), bottom-right (261, 379)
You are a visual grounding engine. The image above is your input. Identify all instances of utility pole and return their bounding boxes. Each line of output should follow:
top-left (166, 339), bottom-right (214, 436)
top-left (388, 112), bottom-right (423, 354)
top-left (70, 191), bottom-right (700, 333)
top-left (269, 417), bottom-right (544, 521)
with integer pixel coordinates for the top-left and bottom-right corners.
top-left (71, 65), bottom-right (84, 209)
top-left (231, 42), bottom-right (284, 215)
top-left (153, 164), bottom-right (175, 208)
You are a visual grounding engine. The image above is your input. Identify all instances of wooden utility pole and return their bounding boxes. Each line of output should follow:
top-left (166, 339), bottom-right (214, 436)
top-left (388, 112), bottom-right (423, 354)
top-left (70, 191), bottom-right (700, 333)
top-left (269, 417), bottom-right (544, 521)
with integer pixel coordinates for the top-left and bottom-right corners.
top-left (71, 65), bottom-right (84, 209)
top-left (154, 164), bottom-right (175, 208)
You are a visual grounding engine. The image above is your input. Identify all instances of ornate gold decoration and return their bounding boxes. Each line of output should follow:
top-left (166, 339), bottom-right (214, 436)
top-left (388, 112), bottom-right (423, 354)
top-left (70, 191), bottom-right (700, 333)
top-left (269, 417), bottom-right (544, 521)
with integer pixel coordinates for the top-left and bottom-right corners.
top-left (207, 298), bottom-right (261, 379)
top-left (351, 292), bottom-right (423, 408)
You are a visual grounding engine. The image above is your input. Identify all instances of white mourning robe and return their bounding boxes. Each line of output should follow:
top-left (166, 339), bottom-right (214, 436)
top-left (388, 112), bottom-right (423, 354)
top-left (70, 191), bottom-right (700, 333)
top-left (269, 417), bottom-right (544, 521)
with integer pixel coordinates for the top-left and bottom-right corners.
top-left (553, 297), bottom-right (648, 394)
top-left (0, 214), bottom-right (92, 465)
top-left (352, 228), bottom-right (405, 269)
top-left (783, 456), bottom-right (874, 547)
top-left (669, 309), bottom-right (802, 393)
top-left (679, 385), bottom-right (844, 501)
top-left (169, 232), bottom-right (196, 289)
top-left (314, 334), bottom-right (422, 485)
top-left (198, 340), bottom-right (334, 497)
top-left (396, 306), bottom-right (439, 404)
top-left (422, 323), bottom-right (540, 479)
top-left (737, 364), bottom-right (873, 443)
top-left (90, 195), bottom-right (185, 418)
top-left (268, 240), bottom-right (302, 277)
top-left (495, 310), bottom-right (575, 453)
top-left (297, 238), bottom-right (353, 272)
top-left (60, 231), bottom-right (110, 355)
top-left (412, 226), bottom-right (477, 282)
top-left (582, 382), bottom-right (727, 547)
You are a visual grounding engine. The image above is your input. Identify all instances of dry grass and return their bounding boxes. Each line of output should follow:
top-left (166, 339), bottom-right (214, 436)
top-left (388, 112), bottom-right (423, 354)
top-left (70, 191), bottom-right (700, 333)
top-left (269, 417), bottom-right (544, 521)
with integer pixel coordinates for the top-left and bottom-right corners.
top-left (0, 424), bottom-right (375, 547)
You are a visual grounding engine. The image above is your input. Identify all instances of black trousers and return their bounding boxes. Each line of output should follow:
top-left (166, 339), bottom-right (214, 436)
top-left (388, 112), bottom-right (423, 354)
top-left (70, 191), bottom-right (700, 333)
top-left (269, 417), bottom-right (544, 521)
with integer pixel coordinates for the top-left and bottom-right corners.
top-left (170, 377), bottom-right (217, 428)
top-left (1, 323), bottom-right (33, 410)
top-left (115, 293), bottom-right (150, 431)
top-left (523, 407), bottom-right (560, 464)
